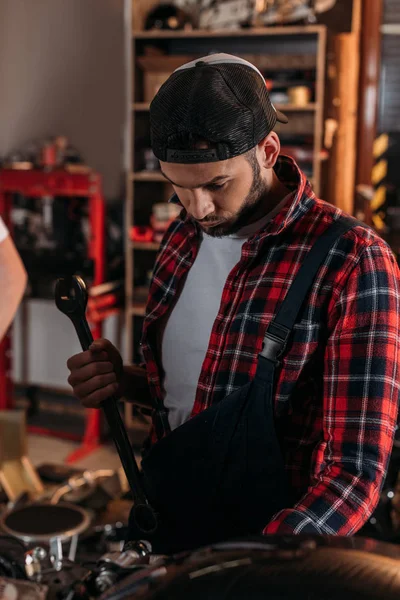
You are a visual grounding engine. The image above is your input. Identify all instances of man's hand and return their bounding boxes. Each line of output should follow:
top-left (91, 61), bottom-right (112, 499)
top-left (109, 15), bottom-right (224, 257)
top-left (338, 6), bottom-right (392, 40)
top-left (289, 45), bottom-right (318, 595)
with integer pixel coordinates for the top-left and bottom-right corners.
top-left (67, 338), bottom-right (123, 407)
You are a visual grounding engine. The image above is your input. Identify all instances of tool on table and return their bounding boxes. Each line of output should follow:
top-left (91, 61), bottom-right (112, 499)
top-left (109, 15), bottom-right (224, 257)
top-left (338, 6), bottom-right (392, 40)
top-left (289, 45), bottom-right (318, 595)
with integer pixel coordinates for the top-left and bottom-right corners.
top-left (54, 275), bottom-right (158, 539)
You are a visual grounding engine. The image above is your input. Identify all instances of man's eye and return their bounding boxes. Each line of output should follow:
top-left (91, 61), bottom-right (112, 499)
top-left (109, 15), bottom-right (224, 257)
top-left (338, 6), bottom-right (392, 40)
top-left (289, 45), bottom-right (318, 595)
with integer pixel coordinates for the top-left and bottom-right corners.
top-left (206, 183), bottom-right (225, 191)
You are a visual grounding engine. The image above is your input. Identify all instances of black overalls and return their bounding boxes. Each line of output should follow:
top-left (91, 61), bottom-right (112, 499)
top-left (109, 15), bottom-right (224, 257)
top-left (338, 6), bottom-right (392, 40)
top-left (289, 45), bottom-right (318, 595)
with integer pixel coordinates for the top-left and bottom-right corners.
top-left (127, 216), bottom-right (359, 554)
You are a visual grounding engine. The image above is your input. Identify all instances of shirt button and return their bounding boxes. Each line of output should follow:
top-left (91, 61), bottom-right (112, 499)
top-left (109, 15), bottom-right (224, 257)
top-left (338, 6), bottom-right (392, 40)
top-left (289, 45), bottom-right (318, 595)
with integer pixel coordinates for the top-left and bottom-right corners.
top-left (204, 376), bottom-right (210, 385)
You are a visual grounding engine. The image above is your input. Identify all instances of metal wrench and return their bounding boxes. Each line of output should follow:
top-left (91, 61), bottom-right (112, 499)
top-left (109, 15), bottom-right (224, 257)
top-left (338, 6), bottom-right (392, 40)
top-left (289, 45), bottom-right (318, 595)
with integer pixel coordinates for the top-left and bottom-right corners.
top-left (55, 275), bottom-right (158, 536)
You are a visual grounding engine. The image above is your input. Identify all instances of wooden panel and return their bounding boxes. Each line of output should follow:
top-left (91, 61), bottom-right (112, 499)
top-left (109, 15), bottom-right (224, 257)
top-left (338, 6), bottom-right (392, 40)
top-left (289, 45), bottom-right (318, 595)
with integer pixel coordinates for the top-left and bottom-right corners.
top-left (312, 27), bottom-right (327, 198)
top-left (325, 33), bottom-right (359, 214)
top-left (355, 0), bottom-right (383, 220)
top-left (316, 0), bottom-right (354, 33)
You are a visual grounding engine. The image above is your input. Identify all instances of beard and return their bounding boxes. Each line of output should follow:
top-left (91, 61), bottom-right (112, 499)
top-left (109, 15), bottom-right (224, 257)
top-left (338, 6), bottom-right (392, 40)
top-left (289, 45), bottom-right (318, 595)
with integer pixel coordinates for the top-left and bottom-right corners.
top-left (196, 159), bottom-right (270, 238)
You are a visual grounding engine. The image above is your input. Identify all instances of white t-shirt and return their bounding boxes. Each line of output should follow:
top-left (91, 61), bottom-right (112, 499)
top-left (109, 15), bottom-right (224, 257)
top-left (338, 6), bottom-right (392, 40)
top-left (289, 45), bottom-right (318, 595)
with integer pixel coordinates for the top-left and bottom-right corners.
top-left (0, 217), bottom-right (9, 244)
top-left (161, 196), bottom-right (290, 430)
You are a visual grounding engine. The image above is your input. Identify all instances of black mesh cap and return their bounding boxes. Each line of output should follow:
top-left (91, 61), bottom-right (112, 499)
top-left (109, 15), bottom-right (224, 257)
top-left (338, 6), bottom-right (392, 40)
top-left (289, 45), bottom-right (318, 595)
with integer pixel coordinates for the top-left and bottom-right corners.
top-left (150, 53), bottom-right (288, 164)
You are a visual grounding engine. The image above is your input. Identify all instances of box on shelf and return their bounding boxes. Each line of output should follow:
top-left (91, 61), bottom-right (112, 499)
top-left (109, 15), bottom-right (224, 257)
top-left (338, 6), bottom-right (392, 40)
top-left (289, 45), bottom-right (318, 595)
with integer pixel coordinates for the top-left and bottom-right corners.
top-left (151, 202), bottom-right (182, 243)
top-left (143, 71), bottom-right (170, 103)
top-left (137, 55), bottom-right (196, 73)
top-left (152, 202), bottom-right (181, 222)
top-left (137, 55), bottom-right (194, 103)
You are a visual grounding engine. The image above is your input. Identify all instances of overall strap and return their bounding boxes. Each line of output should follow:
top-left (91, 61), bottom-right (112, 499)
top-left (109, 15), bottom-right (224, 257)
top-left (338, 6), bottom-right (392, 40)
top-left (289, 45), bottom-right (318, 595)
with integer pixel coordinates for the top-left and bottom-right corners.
top-left (259, 216), bottom-right (363, 365)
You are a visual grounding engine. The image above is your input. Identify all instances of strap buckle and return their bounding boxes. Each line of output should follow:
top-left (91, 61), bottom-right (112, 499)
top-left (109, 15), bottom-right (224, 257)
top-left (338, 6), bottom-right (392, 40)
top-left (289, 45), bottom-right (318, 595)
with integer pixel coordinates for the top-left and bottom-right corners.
top-left (259, 322), bottom-right (291, 362)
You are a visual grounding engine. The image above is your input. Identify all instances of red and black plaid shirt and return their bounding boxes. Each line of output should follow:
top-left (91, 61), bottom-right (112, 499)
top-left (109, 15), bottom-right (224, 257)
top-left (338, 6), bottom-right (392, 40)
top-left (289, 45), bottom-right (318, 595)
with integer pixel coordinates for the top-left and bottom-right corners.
top-left (140, 156), bottom-right (400, 535)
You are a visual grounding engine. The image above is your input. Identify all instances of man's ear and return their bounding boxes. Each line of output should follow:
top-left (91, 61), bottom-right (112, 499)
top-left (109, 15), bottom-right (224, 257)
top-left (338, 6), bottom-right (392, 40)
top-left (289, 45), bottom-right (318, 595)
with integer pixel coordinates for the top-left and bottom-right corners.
top-left (257, 132), bottom-right (281, 169)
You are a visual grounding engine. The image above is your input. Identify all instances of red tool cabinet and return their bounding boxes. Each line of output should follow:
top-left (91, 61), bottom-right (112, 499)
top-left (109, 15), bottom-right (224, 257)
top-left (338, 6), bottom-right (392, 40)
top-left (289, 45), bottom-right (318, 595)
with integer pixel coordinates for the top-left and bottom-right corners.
top-left (0, 168), bottom-right (106, 462)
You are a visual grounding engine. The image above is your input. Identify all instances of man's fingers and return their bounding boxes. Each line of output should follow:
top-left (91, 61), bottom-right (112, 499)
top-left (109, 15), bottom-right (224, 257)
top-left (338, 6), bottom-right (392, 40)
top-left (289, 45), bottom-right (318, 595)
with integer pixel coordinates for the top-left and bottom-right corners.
top-left (67, 361), bottom-right (114, 387)
top-left (81, 382), bottom-right (119, 408)
top-left (67, 350), bottom-right (108, 371)
top-left (73, 373), bottom-right (117, 401)
top-left (66, 338), bottom-right (122, 408)
top-left (89, 338), bottom-right (114, 353)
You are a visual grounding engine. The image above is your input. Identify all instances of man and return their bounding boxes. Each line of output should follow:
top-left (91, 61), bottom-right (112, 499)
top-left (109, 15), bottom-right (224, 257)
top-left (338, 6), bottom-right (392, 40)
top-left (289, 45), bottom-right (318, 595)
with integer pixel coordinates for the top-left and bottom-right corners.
top-left (0, 216), bottom-right (27, 341)
top-left (67, 54), bottom-right (400, 552)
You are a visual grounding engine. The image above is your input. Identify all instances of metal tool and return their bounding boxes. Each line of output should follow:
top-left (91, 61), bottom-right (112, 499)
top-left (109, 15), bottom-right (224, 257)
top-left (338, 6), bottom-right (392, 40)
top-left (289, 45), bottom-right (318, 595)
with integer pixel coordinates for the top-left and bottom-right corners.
top-left (55, 275), bottom-right (158, 536)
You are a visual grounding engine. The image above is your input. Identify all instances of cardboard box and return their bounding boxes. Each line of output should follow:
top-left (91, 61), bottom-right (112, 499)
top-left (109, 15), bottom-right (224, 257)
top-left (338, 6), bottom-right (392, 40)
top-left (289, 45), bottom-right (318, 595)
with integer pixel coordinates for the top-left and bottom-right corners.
top-left (144, 71), bottom-right (171, 102)
top-left (137, 56), bottom-right (196, 102)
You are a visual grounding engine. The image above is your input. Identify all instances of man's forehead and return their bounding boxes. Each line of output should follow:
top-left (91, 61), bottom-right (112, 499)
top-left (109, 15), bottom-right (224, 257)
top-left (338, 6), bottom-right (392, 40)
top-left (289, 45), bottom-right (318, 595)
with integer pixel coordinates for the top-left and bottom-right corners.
top-left (160, 155), bottom-right (246, 187)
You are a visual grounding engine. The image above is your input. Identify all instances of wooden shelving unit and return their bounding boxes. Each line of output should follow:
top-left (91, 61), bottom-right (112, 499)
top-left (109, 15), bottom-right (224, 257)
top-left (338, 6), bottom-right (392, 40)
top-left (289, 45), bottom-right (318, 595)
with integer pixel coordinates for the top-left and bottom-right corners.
top-left (131, 241), bottom-right (160, 251)
top-left (133, 102), bottom-right (318, 112)
top-left (132, 25), bottom-right (324, 39)
top-left (124, 0), bottom-right (327, 428)
top-left (130, 304), bottom-right (147, 317)
top-left (130, 171), bottom-right (166, 182)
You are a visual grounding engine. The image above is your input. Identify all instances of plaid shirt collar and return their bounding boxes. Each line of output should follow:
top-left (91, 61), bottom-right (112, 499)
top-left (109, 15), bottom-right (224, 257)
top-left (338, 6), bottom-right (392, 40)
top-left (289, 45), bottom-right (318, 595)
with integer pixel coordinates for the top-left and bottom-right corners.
top-left (168, 155), bottom-right (317, 242)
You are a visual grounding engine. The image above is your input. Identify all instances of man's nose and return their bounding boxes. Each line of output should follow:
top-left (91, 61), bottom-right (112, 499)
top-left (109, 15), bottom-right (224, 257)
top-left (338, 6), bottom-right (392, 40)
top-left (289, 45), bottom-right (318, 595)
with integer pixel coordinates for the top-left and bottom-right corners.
top-left (189, 189), bottom-right (214, 220)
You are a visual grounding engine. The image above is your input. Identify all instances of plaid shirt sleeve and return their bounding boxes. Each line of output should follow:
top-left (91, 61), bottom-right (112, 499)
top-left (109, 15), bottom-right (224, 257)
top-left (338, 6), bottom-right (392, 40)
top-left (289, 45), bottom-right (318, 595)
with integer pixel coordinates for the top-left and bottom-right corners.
top-left (264, 240), bottom-right (400, 535)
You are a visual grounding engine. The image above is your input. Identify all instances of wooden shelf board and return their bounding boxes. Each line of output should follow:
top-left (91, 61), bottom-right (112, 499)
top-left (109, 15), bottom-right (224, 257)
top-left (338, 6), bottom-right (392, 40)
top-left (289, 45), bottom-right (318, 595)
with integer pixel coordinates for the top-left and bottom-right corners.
top-left (133, 102), bottom-right (317, 112)
top-left (133, 102), bottom-right (151, 110)
top-left (267, 103), bottom-right (318, 111)
top-left (130, 304), bottom-right (146, 317)
top-left (131, 171), bottom-right (165, 182)
top-left (133, 26), bottom-right (324, 40)
top-left (131, 241), bottom-right (160, 251)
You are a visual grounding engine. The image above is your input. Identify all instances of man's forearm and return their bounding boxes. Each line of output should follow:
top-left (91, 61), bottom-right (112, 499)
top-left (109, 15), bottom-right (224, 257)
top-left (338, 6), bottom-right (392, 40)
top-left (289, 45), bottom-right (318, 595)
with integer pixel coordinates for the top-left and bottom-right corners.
top-left (0, 236), bottom-right (27, 340)
top-left (120, 364), bottom-right (153, 408)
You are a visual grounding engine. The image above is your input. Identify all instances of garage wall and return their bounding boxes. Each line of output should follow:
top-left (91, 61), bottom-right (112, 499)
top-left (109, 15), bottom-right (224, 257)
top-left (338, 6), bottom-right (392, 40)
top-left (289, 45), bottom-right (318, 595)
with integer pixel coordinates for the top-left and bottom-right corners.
top-left (0, 0), bottom-right (125, 200)
top-left (0, 0), bottom-right (126, 387)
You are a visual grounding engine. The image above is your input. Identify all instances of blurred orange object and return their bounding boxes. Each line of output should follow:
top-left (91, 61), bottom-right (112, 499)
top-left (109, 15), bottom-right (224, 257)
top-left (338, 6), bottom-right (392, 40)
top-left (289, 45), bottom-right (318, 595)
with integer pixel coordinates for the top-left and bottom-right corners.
top-left (130, 225), bottom-right (153, 242)
top-left (265, 78), bottom-right (274, 91)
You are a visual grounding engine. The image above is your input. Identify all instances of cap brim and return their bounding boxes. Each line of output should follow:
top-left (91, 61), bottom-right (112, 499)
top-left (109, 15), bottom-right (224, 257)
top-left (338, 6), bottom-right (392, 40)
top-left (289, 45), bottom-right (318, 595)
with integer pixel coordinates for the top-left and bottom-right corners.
top-left (276, 109), bottom-right (289, 124)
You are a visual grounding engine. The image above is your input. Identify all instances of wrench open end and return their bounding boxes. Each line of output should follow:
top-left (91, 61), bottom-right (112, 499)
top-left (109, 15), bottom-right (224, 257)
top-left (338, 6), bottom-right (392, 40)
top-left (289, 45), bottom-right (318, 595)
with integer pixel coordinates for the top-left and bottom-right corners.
top-left (55, 275), bottom-right (88, 315)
